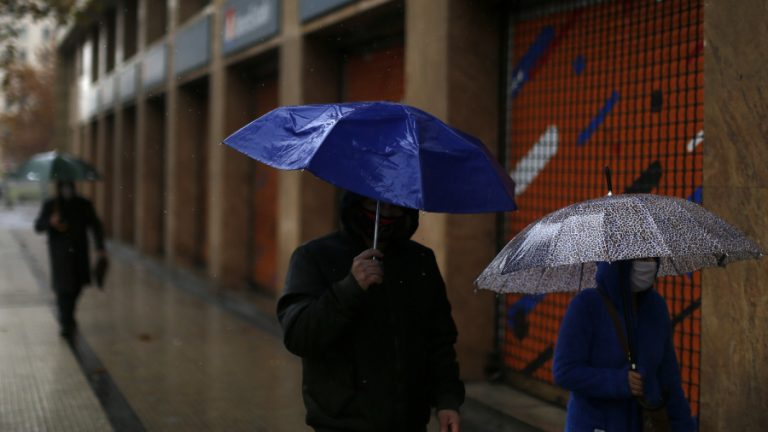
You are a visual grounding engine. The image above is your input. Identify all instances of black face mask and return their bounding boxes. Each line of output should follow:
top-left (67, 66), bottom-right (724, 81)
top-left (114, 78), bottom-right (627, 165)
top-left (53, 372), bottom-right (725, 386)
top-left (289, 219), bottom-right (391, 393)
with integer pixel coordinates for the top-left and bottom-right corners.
top-left (350, 207), bottom-right (404, 245)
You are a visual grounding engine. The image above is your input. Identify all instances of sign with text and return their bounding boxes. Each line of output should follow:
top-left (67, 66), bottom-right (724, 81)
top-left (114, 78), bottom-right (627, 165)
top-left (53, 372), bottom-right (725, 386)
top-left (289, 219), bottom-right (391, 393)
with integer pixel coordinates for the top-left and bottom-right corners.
top-left (222, 0), bottom-right (279, 55)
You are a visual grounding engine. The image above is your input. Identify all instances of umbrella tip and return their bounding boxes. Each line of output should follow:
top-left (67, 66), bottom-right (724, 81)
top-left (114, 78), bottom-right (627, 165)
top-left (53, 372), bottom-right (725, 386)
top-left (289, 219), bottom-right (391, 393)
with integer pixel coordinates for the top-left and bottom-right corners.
top-left (604, 166), bottom-right (614, 196)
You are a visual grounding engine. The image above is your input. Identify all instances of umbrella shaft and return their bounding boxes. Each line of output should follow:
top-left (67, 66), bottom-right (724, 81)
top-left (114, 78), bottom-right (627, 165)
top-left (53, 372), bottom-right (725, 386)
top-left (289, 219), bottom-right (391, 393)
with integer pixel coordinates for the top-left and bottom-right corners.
top-left (373, 201), bottom-right (381, 251)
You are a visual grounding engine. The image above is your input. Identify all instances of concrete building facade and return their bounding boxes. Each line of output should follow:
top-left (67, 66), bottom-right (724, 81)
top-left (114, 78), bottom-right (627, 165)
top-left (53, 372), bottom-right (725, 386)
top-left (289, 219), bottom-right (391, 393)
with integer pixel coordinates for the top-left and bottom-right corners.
top-left (55, 0), bottom-right (766, 429)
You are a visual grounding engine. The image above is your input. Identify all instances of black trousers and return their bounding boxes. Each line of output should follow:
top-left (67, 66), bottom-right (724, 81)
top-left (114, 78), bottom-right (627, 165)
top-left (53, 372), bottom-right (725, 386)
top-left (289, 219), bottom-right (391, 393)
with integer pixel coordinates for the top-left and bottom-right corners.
top-left (55, 282), bottom-right (83, 331)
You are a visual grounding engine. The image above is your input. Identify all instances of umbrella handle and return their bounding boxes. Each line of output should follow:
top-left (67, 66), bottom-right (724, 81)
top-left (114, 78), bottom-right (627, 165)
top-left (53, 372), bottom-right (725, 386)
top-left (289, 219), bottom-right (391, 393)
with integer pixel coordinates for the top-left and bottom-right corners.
top-left (604, 166), bottom-right (614, 196)
top-left (372, 200), bottom-right (381, 253)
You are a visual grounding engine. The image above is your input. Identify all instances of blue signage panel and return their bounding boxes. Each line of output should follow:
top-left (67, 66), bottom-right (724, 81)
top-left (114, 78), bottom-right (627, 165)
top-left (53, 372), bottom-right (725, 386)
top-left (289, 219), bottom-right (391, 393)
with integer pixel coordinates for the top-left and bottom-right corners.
top-left (143, 42), bottom-right (167, 90)
top-left (300, 0), bottom-right (356, 22)
top-left (222, 0), bottom-right (279, 55)
top-left (120, 61), bottom-right (138, 103)
top-left (175, 15), bottom-right (211, 76)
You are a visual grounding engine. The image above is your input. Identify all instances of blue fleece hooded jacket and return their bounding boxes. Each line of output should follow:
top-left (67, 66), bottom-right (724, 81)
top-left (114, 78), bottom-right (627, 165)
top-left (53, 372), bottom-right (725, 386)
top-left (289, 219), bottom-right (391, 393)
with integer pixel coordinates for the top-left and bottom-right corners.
top-left (553, 261), bottom-right (696, 432)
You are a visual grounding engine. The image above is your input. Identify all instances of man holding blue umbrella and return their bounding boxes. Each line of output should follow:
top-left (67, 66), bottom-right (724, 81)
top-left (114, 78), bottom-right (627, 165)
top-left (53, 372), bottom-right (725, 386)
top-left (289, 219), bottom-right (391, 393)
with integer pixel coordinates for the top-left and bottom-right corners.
top-left (278, 191), bottom-right (463, 431)
top-left (224, 101), bottom-right (517, 431)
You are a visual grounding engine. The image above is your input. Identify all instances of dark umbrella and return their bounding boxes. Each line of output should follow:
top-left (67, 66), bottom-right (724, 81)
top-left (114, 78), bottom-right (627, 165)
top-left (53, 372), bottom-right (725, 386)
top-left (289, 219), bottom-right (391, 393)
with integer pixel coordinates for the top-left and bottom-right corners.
top-left (223, 101), bottom-right (517, 248)
top-left (11, 151), bottom-right (101, 182)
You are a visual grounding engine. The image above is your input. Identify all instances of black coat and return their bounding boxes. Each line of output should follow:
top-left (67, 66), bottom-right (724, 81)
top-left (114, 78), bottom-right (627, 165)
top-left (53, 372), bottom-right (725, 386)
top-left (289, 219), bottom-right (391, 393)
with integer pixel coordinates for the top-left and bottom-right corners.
top-left (35, 196), bottom-right (105, 290)
top-left (277, 227), bottom-right (465, 431)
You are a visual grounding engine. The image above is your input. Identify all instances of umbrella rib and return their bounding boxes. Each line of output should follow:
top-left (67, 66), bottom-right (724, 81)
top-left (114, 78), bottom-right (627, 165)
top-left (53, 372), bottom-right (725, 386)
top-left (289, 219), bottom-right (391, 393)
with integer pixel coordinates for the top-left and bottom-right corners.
top-left (299, 105), bottom-right (355, 172)
top-left (408, 107), bottom-right (426, 210)
top-left (634, 197), bottom-right (673, 257)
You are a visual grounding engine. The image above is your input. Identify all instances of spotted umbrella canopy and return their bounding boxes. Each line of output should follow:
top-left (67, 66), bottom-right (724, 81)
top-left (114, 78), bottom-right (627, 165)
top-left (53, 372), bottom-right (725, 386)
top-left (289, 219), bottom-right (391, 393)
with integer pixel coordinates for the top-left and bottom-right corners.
top-left (476, 193), bottom-right (764, 294)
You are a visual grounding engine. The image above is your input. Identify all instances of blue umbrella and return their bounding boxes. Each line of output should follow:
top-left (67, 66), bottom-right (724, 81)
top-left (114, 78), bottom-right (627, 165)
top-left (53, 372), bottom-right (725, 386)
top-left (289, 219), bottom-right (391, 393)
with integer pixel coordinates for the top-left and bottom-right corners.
top-left (223, 102), bottom-right (516, 248)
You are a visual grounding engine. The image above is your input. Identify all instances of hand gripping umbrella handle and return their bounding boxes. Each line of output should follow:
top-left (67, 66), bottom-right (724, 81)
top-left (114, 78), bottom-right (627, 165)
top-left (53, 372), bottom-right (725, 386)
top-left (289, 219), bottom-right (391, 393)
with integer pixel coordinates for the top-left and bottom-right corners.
top-left (604, 166), bottom-right (614, 196)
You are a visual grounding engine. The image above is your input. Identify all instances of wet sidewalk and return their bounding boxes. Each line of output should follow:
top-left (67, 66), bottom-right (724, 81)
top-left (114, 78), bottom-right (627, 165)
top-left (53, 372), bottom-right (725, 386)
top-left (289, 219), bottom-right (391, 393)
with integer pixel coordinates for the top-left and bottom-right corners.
top-left (0, 223), bottom-right (111, 431)
top-left (1, 204), bottom-right (563, 432)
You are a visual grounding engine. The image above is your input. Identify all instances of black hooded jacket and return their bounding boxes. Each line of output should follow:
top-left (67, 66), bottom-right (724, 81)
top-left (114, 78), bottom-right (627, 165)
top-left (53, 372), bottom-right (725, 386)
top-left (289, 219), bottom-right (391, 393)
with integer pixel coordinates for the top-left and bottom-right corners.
top-left (277, 193), bottom-right (464, 431)
top-left (34, 189), bottom-right (104, 290)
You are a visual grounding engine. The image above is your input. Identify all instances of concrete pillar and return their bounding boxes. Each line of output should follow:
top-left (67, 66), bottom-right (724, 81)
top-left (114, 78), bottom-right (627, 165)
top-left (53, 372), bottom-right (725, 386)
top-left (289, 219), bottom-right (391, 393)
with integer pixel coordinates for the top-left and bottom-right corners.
top-left (405, 0), bottom-right (501, 380)
top-left (112, 2), bottom-right (125, 242)
top-left (275, 0), bottom-right (304, 287)
top-left (93, 25), bottom-right (107, 230)
top-left (163, 0), bottom-right (178, 262)
top-left (136, 95), bottom-right (166, 255)
top-left (274, 0), bottom-right (338, 291)
top-left (206, 0), bottom-right (229, 283)
top-left (134, 0), bottom-right (151, 253)
top-left (701, 0), bottom-right (768, 429)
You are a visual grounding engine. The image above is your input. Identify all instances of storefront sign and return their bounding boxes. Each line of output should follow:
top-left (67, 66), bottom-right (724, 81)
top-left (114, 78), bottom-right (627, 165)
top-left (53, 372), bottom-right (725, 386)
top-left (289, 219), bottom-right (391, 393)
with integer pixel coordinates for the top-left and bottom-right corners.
top-left (222, 0), bottom-right (279, 55)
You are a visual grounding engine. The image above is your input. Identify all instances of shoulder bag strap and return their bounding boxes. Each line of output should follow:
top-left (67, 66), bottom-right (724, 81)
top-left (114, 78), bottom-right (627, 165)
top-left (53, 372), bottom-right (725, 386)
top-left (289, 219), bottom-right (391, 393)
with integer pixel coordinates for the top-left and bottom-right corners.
top-left (597, 288), bottom-right (632, 365)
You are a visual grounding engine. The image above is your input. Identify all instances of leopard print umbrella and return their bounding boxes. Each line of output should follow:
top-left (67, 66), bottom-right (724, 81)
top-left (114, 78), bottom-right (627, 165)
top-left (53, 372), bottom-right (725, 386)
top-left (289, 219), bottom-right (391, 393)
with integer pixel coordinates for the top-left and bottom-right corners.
top-left (475, 193), bottom-right (764, 294)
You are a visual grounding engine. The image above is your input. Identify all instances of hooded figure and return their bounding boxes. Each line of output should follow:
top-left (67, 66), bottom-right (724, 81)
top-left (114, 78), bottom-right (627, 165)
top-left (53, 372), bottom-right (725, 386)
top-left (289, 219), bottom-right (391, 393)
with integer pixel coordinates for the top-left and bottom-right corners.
top-left (277, 191), bottom-right (464, 432)
top-left (553, 260), bottom-right (696, 431)
top-left (35, 181), bottom-right (105, 338)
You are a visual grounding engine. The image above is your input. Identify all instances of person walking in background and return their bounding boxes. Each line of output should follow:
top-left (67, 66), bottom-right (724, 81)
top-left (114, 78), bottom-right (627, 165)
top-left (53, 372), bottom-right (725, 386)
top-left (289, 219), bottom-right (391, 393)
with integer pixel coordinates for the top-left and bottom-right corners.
top-left (277, 191), bottom-right (464, 432)
top-left (35, 180), bottom-right (106, 339)
top-left (553, 259), bottom-right (696, 431)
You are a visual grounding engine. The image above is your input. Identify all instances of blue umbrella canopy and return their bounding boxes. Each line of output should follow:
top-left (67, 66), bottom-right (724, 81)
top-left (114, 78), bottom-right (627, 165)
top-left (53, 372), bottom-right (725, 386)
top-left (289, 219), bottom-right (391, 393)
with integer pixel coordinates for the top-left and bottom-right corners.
top-left (223, 102), bottom-right (516, 213)
top-left (11, 151), bottom-right (101, 182)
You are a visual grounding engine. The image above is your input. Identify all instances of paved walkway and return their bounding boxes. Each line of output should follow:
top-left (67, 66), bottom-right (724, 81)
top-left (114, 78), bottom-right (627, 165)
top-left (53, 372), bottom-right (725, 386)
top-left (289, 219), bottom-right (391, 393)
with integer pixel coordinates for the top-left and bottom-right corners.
top-left (0, 223), bottom-right (111, 431)
top-left (1, 204), bottom-right (562, 431)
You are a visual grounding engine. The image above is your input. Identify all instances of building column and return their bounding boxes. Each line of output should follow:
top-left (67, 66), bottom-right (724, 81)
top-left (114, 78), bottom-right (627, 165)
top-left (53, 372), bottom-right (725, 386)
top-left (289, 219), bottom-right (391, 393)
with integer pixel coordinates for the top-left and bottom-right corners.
top-left (163, 0), bottom-right (179, 262)
top-left (206, 0), bottom-right (233, 284)
top-left (405, 0), bottom-right (501, 380)
top-left (112, 3), bottom-right (125, 242)
top-left (134, 0), bottom-right (149, 252)
top-left (274, 0), bottom-right (338, 291)
top-left (701, 0), bottom-right (768, 429)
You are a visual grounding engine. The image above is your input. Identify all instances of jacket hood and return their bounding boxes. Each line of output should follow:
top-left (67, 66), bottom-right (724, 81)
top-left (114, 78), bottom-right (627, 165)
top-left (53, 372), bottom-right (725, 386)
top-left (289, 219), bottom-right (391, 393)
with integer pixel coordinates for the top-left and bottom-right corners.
top-left (339, 191), bottom-right (419, 248)
top-left (595, 261), bottom-right (633, 312)
top-left (595, 259), bottom-right (660, 323)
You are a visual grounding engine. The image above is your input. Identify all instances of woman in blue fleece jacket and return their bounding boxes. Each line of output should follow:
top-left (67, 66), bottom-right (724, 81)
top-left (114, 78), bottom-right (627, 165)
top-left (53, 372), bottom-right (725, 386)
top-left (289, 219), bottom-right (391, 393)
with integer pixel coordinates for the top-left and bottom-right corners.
top-left (553, 260), bottom-right (696, 432)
